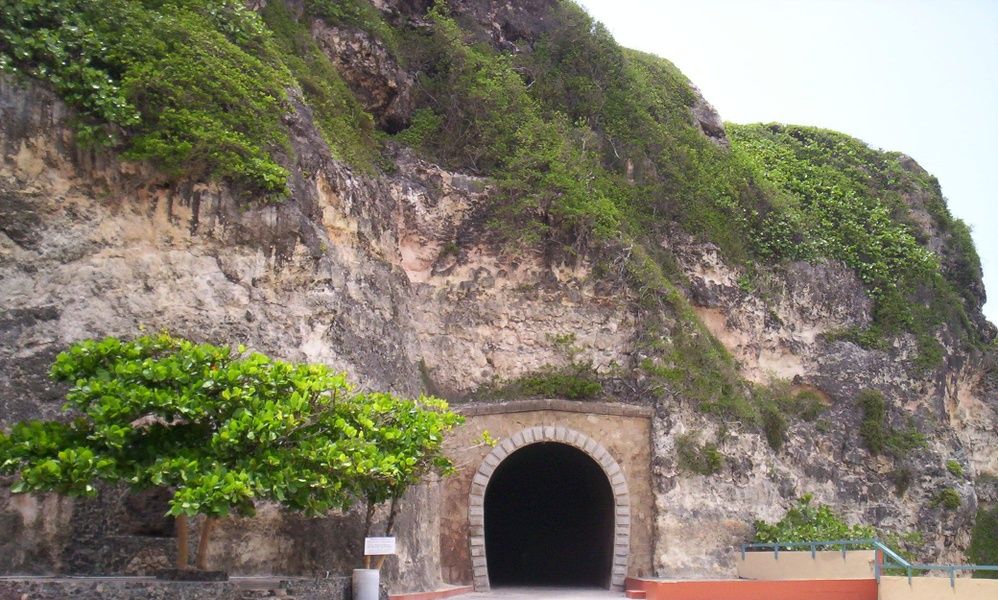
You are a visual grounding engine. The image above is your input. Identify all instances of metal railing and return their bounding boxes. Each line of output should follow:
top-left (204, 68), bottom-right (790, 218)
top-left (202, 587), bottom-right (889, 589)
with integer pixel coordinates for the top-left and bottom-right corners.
top-left (739, 538), bottom-right (998, 588)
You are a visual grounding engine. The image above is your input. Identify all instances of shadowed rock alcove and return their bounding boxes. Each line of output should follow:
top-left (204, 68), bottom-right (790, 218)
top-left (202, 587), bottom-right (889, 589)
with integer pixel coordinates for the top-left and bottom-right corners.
top-left (484, 442), bottom-right (615, 588)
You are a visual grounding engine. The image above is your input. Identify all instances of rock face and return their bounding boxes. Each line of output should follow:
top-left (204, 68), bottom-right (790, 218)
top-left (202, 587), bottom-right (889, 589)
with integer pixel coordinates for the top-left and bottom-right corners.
top-left (688, 84), bottom-right (728, 145)
top-left (0, 72), bottom-right (636, 588)
top-left (310, 18), bottom-right (414, 132)
top-left (0, 0), bottom-right (995, 593)
top-left (0, 576), bottom-right (358, 600)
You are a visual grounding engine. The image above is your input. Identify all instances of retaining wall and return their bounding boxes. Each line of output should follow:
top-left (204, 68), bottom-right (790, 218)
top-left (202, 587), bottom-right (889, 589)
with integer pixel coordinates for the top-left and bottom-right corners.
top-left (0, 576), bottom-right (377, 600)
top-left (879, 575), bottom-right (998, 600)
top-left (624, 577), bottom-right (877, 600)
top-left (736, 550), bottom-right (875, 580)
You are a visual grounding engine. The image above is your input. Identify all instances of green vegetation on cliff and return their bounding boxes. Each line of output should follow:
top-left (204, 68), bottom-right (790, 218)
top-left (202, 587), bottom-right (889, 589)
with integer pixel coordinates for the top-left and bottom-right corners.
top-left (0, 0), bottom-right (987, 427)
top-left (1, 0), bottom-right (293, 194)
top-left (754, 495), bottom-right (876, 544)
top-left (753, 496), bottom-right (933, 566)
top-left (395, 1), bottom-right (982, 369)
top-left (969, 505), bottom-right (998, 577)
top-left (399, 1), bottom-right (763, 254)
top-left (675, 433), bottom-right (724, 475)
top-left (401, 1), bottom-right (629, 246)
top-left (261, 0), bottom-right (379, 170)
top-left (728, 124), bottom-right (982, 354)
top-left (857, 389), bottom-right (926, 458)
top-left (0, 0), bottom-right (379, 195)
top-left (305, 0), bottom-right (401, 57)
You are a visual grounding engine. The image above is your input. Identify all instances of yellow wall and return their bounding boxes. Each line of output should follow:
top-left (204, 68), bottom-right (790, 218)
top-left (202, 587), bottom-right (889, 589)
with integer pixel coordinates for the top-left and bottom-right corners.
top-left (736, 554), bottom-right (998, 600)
top-left (879, 575), bottom-right (998, 600)
top-left (736, 550), bottom-right (875, 580)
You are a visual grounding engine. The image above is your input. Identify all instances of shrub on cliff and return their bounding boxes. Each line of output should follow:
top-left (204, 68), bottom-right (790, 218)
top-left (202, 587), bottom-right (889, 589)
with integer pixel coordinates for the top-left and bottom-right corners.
top-left (675, 433), bottom-right (724, 476)
top-left (0, 333), bottom-right (461, 572)
top-left (857, 389), bottom-right (926, 459)
top-left (969, 505), bottom-right (998, 577)
top-left (753, 494), bottom-right (876, 545)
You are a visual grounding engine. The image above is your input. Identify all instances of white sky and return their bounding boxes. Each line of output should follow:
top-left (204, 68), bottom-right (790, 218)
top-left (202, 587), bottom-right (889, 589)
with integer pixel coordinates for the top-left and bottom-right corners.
top-left (576, 0), bottom-right (998, 324)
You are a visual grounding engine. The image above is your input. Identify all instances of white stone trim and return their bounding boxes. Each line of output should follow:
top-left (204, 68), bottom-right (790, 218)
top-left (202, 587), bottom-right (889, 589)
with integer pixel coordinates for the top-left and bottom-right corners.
top-left (467, 426), bottom-right (631, 592)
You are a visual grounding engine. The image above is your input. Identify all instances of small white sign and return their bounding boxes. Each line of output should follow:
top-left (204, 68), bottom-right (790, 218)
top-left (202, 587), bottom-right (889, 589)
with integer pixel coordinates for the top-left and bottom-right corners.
top-left (364, 537), bottom-right (396, 556)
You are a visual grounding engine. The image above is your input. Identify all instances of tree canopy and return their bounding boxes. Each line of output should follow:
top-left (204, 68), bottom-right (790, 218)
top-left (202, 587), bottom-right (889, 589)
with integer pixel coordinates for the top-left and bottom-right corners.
top-left (0, 333), bottom-right (462, 569)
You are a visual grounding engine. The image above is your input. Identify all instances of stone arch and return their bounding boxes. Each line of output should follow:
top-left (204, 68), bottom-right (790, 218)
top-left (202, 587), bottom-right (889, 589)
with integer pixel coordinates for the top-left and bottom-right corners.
top-left (468, 426), bottom-right (630, 591)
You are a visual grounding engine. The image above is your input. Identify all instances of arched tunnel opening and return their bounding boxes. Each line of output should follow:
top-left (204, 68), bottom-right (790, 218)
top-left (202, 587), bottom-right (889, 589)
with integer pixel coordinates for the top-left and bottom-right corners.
top-left (483, 442), bottom-right (615, 588)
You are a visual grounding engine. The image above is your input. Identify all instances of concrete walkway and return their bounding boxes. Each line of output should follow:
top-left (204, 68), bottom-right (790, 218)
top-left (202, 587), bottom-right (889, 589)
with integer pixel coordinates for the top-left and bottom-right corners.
top-left (461, 587), bottom-right (622, 599)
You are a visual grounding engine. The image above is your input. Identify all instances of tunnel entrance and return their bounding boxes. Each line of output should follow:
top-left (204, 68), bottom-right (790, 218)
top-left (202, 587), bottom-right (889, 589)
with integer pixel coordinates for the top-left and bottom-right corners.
top-left (483, 442), bottom-right (615, 588)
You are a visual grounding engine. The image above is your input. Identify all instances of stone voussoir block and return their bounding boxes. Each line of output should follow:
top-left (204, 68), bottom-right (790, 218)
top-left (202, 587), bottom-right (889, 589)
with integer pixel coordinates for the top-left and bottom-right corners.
top-left (511, 431), bottom-right (526, 447)
top-left (520, 428), bottom-right (533, 444)
top-left (492, 442), bottom-right (510, 459)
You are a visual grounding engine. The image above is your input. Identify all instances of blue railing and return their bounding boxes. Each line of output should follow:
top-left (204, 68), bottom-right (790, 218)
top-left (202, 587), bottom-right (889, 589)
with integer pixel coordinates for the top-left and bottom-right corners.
top-left (739, 538), bottom-right (998, 588)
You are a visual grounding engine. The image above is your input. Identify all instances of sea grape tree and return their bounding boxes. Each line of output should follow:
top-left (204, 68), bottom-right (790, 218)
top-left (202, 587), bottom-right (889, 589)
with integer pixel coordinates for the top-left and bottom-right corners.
top-left (353, 391), bottom-right (462, 550)
top-left (0, 333), bottom-right (462, 571)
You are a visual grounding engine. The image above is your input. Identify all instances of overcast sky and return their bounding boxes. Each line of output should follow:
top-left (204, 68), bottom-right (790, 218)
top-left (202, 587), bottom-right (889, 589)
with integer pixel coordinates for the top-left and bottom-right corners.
top-left (576, 0), bottom-right (998, 324)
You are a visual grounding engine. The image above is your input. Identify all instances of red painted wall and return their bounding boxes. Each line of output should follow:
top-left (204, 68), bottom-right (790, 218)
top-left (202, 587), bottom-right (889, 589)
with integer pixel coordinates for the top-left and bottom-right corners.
top-left (388, 586), bottom-right (474, 600)
top-left (625, 577), bottom-right (878, 600)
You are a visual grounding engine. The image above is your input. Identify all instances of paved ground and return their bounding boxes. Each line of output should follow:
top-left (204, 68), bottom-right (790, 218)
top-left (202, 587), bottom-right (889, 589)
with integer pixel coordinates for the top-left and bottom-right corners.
top-left (461, 587), bottom-right (622, 599)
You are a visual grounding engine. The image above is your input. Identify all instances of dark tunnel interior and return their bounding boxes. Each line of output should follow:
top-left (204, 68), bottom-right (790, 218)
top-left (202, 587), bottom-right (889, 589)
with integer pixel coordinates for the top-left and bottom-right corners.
top-left (483, 442), bottom-right (615, 588)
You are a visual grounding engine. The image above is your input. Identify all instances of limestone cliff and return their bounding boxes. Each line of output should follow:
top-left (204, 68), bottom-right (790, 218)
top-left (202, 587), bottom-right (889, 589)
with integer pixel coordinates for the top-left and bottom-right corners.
top-left (0, 0), bottom-right (995, 590)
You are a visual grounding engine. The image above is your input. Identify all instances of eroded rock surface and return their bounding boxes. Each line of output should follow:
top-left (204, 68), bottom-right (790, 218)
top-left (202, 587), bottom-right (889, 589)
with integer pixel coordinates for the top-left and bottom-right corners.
top-left (0, 3), bottom-right (995, 590)
top-left (0, 73), bottom-right (634, 588)
top-left (310, 19), bottom-right (414, 132)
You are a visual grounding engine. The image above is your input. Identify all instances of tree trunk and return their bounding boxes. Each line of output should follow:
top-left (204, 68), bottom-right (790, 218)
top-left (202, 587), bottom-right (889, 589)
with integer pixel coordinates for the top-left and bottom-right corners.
top-left (374, 496), bottom-right (401, 570)
top-left (384, 495), bottom-right (400, 537)
top-left (175, 515), bottom-right (189, 570)
top-left (363, 497), bottom-right (376, 538)
top-left (363, 498), bottom-right (378, 568)
top-left (195, 517), bottom-right (217, 571)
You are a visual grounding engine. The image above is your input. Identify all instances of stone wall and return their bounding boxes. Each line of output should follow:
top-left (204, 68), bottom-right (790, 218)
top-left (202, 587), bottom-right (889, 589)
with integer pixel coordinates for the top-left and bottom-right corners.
top-left (0, 576), bottom-right (376, 600)
top-left (439, 400), bottom-right (655, 587)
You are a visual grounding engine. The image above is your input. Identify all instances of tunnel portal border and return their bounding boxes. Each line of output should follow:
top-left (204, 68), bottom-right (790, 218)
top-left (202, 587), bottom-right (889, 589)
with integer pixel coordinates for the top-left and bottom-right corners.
top-left (468, 426), bottom-right (630, 591)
